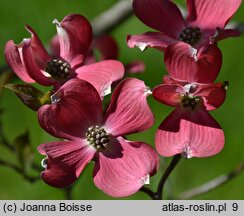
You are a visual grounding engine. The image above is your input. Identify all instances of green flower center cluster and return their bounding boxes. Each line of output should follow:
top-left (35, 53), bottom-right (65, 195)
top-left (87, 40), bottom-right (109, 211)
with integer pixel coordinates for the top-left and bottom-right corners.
top-left (181, 95), bottom-right (200, 110)
top-left (45, 59), bottom-right (71, 79)
top-left (179, 27), bottom-right (202, 46)
top-left (86, 125), bottom-right (110, 150)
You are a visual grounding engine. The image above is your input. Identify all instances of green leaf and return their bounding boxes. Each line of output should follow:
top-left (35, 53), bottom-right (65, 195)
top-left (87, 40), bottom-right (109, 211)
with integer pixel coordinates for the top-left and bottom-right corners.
top-left (4, 84), bottom-right (51, 111)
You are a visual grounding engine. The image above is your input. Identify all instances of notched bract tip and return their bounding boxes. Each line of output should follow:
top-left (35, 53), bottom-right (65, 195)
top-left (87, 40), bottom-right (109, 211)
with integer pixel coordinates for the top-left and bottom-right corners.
top-left (182, 146), bottom-right (192, 159)
top-left (41, 157), bottom-right (48, 169)
top-left (53, 18), bottom-right (61, 27)
top-left (50, 91), bottom-right (61, 104)
top-left (137, 42), bottom-right (148, 52)
top-left (222, 81), bottom-right (229, 91)
top-left (189, 46), bottom-right (198, 62)
top-left (144, 86), bottom-right (152, 96)
top-left (139, 174), bottom-right (150, 185)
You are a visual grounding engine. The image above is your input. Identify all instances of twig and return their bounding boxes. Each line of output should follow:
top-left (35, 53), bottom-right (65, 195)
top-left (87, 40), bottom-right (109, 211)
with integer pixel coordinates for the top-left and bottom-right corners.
top-left (155, 155), bottom-right (181, 200)
top-left (139, 155), bottom-right (181, 200)
top-left (177, 162), bottom-right (244, 200)
top-left (139, 187), bottom-right (155, 199)
top-left (0, 159), bottom-right (40, 183)
top-left (64, 186), bottom-right (73, 200)
top-left (92, 0), bottom-right (133, 37)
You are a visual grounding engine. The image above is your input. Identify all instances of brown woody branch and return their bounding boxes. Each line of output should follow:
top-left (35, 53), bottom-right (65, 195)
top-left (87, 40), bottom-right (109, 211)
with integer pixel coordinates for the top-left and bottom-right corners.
top-left (177, 162), bottom-right (244, 199)
top-left (91, 0), bottom-right (133, 37)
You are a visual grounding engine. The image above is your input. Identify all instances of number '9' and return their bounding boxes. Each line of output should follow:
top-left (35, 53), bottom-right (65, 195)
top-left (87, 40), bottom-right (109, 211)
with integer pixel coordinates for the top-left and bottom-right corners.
top-left (232, 203), bottom-right (238, 211)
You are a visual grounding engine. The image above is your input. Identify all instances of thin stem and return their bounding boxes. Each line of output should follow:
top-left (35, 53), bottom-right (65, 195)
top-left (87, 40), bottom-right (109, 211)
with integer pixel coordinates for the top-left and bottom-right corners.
top-left (64, 186), bottom-right (73, 200)
top-left (139, 187), bottom-right (156, 199)
top-left (178, 162), bottom-right (244, 199)
top-left (155, 155), bottom-right (181, 200)
top-left (139, 155), bottom-right (181, 200)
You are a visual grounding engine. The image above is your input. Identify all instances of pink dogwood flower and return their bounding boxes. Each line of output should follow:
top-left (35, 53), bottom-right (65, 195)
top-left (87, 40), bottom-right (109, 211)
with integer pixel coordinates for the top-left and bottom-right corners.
top-left (5, 14), bottom-right (124, 97)
top-left (153, 76), bottom-right (227, 158)
top-left (38, 78), bottom-right (159, 197)
top-left (127, 0), bottom-right (242, 51)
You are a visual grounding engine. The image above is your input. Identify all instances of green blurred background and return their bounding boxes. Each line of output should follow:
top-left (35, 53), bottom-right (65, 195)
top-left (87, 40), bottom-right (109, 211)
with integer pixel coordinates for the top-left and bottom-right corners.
top-left (0, 0), bottom-right (244, 199)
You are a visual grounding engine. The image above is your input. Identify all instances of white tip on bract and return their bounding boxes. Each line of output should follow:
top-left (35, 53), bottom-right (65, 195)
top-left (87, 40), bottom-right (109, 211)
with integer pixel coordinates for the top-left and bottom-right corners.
top-left (41, 157), bottom-right (48, 169)
top-left (137, 42), bottom-right (148, 51)
top-left (53, 18), bottom-right (61, 27)
top-left (144, 86), bottom-right (152, 96)
top-left (209, 27), bottom-right (224, 44)
top-left (190, 47), bottom-right (198, 62)
top-left (183, 83), bottom-right (197, 94)
top-left (182, 146), bottom-right (192, 159)
top-left (22, 38), bottom-right (29, 43)
top-left (139, 174), bottom-right (150, 185)
top-left (51, 91), bottom-right (61, 104)
top-left (101, 85), bottom-right (111, 97)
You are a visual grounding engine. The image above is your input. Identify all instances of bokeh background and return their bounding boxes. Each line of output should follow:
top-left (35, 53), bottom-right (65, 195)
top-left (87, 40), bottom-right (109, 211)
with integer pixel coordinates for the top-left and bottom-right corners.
top-left (0, 0), bottom-right (244, 199)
